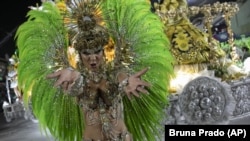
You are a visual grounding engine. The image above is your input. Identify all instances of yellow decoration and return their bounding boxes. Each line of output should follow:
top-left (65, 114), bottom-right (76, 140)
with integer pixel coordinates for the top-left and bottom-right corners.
top-left (154, 0), bottom-right (225, 65)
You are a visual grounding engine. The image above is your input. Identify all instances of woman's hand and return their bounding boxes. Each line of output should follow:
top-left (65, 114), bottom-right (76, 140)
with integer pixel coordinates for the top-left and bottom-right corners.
top-left (46, 68), bottom-right (81, 91)
top-left (123, 68), bottom-right (151, 99)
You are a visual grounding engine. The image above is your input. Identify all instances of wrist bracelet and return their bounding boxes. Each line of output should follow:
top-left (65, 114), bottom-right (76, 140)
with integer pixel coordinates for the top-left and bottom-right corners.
top-left (75, 75), bottom-right (84, 88)
top-left (118, 78), bottom-right (128, 91)
top-left (68, 75), bottom-right (84, 96)
top-left (66, 66), bottom-right (74, 71)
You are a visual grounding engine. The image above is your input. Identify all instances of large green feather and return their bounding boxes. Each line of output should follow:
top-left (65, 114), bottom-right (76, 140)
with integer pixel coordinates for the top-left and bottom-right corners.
top-left (15, 2), bottom-right (83, 141)
top-left (101, 0), bottom-right (174, 141)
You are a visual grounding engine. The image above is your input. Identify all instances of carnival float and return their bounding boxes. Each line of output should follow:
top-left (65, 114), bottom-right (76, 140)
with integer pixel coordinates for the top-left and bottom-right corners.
top-left (1, 54), bottom-right (37, 123)
top-left (153, 0), bottom-right (250, 125)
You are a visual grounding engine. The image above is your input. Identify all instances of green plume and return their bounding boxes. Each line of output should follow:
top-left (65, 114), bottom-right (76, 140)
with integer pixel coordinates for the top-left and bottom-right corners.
top-left (15, 2), bottom-right (84, 141)
top-left (101, 0), bottom-right (174, 140)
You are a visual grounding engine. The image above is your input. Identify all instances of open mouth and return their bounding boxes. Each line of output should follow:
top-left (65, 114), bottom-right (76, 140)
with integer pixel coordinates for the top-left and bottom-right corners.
top-left (90, 63), bottom-right (97, 68)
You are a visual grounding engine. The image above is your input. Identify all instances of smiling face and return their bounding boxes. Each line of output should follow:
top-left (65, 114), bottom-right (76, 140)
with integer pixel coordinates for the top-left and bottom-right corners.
top-left (80, 47), bottom-right (104, 72)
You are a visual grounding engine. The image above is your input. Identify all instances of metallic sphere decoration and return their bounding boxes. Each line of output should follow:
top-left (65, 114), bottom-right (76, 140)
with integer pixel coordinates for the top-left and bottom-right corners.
top-left (231, 84), bottom-right (250, 116)
top-left (200, 97), bottom-right (212, 109)
top-left (179, 76), bottom-right (228, 124)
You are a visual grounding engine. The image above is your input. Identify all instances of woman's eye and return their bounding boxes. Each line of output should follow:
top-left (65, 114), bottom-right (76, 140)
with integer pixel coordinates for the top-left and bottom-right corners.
top-left (94, 49), bottom-right (101, 54)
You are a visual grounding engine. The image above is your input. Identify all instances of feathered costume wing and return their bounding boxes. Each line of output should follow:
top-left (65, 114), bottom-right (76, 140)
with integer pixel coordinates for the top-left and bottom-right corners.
top-left (101, 0), bottom-right (174, 140)
top-left (15, 2), bottom-right (84, 141)
top-left (15, 0), bottom-right (174, 141)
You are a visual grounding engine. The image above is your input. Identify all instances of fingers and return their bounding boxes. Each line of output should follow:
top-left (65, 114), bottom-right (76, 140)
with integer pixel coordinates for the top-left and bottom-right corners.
top-left (61, 81), bottom-right (69, 91)
top-left (125, 90), bottom-right (139, 100)
top-left (133, 67), bottom-right (149, 77)
top-left (138, 81), bottom-right (151, 88)
top-left (131, 90), bottom-right (140, 98)
top-left (125, 87), bottom-right (138, 100)
top-left (125, 90), bottom-right (132, 100)
top-left (46, 69), bottom-right (78, 87)
top-left (54, 77), bottom-right (65, 87)
top-left (67, 82), bottom-right (75, 91)
top-left (46, 71), bottom-right (64, 87)
top-left (46, 71), bottom-right (61, 79)
top-left (127, 88), bottom-right (148, 100)
top-left (125, 85), bottom-right (149, 100)
top-left (136, 86), bottom-right (149, 94)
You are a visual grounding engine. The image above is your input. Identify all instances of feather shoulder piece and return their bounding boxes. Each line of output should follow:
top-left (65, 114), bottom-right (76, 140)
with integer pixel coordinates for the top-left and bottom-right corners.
top-left (15, 1), bottom-right (84, 141)
top-left (101, 0), bottom-right (175, 140)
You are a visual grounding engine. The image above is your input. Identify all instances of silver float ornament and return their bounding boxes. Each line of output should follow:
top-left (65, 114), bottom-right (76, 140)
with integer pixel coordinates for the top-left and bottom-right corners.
top-left (179, 76), bottom-right (230, 124)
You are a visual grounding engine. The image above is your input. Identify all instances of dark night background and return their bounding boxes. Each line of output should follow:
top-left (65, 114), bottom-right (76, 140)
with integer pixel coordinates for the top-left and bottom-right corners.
top-left (0, 0), bottom-right (41, 59)
top-left (0, 0), bottom-right (158, 59)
